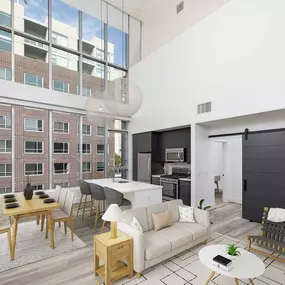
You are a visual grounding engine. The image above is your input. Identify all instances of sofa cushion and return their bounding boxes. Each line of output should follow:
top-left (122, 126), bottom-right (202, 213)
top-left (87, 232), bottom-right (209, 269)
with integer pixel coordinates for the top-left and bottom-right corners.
top-left (167, 199), bottom-right (183, 223)
top-left (173, 222), bottom-right (207, 240)
top-left (152, 210), bottom-right (172, 231)
top-left (155, 226), bottom-right (193, 250)
top-left (144, 231), bottom-right (171, 260)
top-left (123, 207), bottom-right (149, 232)
top-left (146, 203), bottom-right (168, 230)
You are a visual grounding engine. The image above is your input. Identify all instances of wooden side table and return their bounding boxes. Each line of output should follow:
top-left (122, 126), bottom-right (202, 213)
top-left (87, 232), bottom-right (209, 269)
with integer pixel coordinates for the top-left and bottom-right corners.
top-left (94, 231), bottom-right (133, 285)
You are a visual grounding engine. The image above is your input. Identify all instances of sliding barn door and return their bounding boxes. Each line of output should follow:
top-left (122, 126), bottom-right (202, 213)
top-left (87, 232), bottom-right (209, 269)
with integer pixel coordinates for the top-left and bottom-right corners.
top-left (243, 130), bottom-right (285, 222)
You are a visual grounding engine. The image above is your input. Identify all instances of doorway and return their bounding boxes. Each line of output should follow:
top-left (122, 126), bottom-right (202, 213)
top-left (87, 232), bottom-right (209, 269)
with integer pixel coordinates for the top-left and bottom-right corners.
top-left (211, 137), bottom-right (242, 206)
top-left (212, 141), bottom-right (226, 205)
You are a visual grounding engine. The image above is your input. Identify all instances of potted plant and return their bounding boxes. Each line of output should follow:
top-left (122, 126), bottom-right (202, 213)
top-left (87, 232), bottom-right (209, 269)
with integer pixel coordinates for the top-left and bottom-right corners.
top-left (226, 244), bottom-right (241, 260)
top-left (198, 199), bottom-right (213, 224)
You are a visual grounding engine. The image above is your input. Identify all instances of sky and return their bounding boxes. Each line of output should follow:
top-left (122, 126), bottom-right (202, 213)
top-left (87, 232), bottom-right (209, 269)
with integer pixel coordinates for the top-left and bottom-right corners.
top-left (19, 0), bottom-right (127, 66)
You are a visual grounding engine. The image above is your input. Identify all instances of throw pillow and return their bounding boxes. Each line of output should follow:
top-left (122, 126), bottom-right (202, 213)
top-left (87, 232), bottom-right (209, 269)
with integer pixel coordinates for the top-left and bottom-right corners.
top-left (130, 217), bottom-right (143, 233)
top-left (152, 210), bottom-right (172, 231)
top-left (179, 206), bottom-right (196, 223)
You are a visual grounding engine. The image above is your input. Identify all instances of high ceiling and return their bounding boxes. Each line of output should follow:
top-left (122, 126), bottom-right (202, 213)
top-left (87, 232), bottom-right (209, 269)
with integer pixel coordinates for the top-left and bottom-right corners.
top-left (62, 0), bottom-right (144, 21)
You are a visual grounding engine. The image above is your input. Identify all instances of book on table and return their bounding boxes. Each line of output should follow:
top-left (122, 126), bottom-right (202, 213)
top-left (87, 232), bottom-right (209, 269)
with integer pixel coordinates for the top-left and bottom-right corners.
top-left (212, 255), bottom-right (233, 271)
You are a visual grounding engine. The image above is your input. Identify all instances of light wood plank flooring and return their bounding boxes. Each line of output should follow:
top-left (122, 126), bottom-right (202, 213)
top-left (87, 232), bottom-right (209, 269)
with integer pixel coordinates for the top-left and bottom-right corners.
top-left (0, 202), bottom-right (260, 285)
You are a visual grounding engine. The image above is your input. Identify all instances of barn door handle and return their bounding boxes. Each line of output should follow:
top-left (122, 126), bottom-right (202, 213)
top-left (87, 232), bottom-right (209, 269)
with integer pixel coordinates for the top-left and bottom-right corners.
top-left (244, 179), bottom-right (247, 192)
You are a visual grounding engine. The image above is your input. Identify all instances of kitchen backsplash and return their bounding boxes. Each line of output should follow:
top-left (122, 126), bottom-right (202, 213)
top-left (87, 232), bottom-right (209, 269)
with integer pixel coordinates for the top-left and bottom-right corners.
top-left (164, 163), bottom-right (190, 174)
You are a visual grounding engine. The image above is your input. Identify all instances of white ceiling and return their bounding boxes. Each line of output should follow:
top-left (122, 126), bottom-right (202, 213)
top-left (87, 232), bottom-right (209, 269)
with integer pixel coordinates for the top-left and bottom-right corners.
top-left (63, 0), bottom-right (144, 21)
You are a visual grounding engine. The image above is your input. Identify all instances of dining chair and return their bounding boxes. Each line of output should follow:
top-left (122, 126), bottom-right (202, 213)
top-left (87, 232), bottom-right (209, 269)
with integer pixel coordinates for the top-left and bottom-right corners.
top-left (89, 183), bottom-right (106, 229)
top-left (0, 199), bottom-right (13, 260)
top-left (77, 180), bottom-right (94, 221)
top-left (101, 187), bottom-right (131, 233)
top-left (41, 187), bottom-right (67, 232)
top-left (47, 191), bottom-right (75, 247)
top-left (54, 185), bottom-right (62, 202)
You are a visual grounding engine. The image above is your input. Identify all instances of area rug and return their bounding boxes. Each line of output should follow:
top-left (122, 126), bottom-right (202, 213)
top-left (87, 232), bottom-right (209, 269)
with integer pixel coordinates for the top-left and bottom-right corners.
top-left (109, 232), bottom-right (285, 285)
top-left (0, 221), bottom-right (87, 272)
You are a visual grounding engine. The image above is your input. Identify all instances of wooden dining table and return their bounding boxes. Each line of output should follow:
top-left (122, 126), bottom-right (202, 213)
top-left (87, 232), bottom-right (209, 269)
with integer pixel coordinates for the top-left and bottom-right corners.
top-left (2, 194), bottom-right (61, 259)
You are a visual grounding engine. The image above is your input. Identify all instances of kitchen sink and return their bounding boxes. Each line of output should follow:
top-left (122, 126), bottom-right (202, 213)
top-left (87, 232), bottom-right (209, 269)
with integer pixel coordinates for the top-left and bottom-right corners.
top-left (115, 180), bottom-right (129, 183)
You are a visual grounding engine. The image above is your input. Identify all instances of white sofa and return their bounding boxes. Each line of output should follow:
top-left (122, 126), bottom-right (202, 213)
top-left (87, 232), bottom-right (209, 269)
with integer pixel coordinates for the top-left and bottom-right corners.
top-left (118, 199), bottom-right (210, 275)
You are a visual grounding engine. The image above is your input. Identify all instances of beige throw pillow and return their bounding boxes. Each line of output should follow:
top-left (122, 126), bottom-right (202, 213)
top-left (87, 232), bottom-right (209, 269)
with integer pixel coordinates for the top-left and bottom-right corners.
top-left (152, 210), bottom-right (172, 231)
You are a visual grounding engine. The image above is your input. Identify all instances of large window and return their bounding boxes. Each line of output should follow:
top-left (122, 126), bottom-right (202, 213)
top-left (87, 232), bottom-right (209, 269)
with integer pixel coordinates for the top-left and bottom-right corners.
top-left (0, 0), bottom-right (138, 95)
top-left (97, 126), bottom-right (105, 136)
top-left (25, 141), bottom-right (43, 153)
top-left (54, 142), bottom-right (69, 154)
top-left (25, 163), bottom-right (43, 176)
top-left (24, 118), bottom-right (43, 132)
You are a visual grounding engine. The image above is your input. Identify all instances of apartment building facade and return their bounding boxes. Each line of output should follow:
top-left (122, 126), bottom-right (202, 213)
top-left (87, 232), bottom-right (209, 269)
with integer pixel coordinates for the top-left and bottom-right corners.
top-left (0, 104), bottom-right (115, 193)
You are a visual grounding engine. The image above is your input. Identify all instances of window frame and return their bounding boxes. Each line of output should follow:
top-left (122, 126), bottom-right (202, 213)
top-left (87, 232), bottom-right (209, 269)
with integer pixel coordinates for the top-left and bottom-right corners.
top-left (78, 143), bottom-right (91, 154)
top-left (82, 161), bottom-right (91, 173)
top-left (0, 139), bottom-right (12, 153)
top-left (24, 118), bottom-right (43, 132)
top-left (53, 121), bottom-right (69, 134)
top-left (97, 126), bottom-right (105, 136)
top-left (53, 142), bottom-right (69, 154)
top-left (52, 79), bottom-right (69, 93)
top-left (53, 162), bottom-right (69, 175)
top-left (24, 73), bottom-right (44, 88)
top-left (24, 163), bottom-right (44, 176)
top-left (96, 162), bottom-right (104, 172)
top-left (0, 115), bottom-right (11, 129)
top-left (24, 141), bottom-right (44, 154)
top-left (0, 67), bottom-right (12, 81)
top-left (0, 163), bottom-right (12, 177)
top-left (96, 144), bottom-right (104, 154)
top-left (82, 124), bottom-right (91, 136)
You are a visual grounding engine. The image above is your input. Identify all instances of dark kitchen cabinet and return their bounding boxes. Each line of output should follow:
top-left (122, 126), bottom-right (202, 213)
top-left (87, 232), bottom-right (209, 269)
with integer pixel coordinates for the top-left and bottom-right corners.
top-left (179, 180), bottom-right (191, 206)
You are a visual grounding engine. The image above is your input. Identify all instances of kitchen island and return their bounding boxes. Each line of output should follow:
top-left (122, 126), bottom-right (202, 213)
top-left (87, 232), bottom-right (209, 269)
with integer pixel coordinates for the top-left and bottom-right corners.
top-left (84, 178), bottom-right (163, 209)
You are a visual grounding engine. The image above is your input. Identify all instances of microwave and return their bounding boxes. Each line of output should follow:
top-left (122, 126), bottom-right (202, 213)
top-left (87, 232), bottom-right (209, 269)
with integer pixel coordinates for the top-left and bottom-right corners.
top-left (165, 148), bottom-right (185, 162)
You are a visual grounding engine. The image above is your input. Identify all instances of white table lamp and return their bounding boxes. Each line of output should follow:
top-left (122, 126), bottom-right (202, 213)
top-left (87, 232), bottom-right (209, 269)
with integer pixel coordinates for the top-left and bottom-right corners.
top-left (102, 204), bottom-right (123, 239)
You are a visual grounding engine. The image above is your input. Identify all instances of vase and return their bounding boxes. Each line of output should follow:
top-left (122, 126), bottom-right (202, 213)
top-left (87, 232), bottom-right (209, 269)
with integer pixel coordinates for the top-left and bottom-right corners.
top-left (24, 183), bottom-right (33, 200)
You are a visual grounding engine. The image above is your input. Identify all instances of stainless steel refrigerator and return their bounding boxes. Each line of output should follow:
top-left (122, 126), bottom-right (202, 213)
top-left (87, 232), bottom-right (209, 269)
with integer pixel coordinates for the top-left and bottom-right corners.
top-left (137, 153), bottom-right (151, 183)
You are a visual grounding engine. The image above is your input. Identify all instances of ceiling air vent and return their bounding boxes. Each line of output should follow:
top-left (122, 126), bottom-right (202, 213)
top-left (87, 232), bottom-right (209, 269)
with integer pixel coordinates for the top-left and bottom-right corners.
top-left (197, 102), bottom-right (212, 114)
top-left (177, 1), bottom-right (184, 14)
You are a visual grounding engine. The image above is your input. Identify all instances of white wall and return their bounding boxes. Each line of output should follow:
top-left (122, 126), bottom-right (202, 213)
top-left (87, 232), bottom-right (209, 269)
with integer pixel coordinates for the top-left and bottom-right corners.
top-left (223, 137), bottom-right (242, 204)
top-left (129, 0), bottom-right (285, 135)
top-left (192, 124), bottom-right (213, 207)
top-left (142, 0), bottom-right (229, 58)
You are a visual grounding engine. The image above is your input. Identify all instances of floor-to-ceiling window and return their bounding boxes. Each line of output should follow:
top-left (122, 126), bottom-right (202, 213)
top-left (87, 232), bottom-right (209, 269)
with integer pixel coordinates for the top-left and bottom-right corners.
top-left (0, 0), bottom-right (139, 192)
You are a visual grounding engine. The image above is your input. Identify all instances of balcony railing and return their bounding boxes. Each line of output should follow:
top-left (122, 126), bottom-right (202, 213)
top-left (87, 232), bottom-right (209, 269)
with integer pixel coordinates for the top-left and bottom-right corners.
top-left (24, 38), bottom-right (48, 51)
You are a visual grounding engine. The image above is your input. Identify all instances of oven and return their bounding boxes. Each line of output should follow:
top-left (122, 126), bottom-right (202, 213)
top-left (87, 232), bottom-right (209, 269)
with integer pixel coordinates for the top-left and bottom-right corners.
top-left (160, 178), bottom-right (179, 201)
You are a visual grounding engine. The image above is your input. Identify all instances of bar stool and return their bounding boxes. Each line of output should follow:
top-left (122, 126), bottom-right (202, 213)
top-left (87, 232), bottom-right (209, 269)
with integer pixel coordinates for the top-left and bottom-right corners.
top-left (101, 187), bottom-right (131, 233)
top-left (77, 180), bottom-right (93, 221)
top-left (90, 183), bottom-right (106, 229)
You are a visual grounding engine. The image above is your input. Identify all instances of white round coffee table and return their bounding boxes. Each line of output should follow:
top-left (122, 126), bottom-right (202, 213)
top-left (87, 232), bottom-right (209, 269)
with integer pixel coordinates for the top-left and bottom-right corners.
top-left (199, 245), bottom-right (265, 284)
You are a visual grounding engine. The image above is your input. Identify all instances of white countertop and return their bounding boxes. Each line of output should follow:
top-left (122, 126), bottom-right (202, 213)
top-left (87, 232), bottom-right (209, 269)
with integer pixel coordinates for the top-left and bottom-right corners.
top-left (152, 174), bottom-right (163, 178)
top-left (85, 178), bottom-right (162, 194)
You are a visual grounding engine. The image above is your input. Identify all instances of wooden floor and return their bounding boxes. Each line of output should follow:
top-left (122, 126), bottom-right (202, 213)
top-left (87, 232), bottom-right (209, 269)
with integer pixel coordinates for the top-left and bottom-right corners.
top-left (0, 202), bottom-right (260, 285)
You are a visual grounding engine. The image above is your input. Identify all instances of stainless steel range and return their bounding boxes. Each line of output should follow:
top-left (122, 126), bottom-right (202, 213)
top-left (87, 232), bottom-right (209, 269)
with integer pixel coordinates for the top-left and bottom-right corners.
top-left (160, 167), bottom-right (190, 201)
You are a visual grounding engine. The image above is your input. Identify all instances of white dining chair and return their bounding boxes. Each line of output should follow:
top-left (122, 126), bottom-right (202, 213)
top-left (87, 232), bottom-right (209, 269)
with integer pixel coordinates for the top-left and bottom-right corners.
top-left (54, 185), bottom-right (62, 202)
top-left (48, 191), bottom-right (75, 246)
